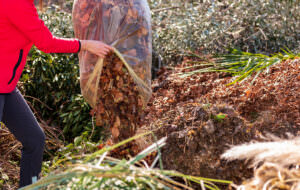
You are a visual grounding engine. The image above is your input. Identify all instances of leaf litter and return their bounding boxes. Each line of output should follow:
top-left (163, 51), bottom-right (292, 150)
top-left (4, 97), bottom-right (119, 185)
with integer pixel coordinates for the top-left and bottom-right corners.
top-left (140, 57), bottom-right (300, 187)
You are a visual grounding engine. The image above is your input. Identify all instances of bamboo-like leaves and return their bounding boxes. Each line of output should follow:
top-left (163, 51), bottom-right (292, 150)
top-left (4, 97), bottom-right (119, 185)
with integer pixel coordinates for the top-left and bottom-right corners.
top-left (20, 133), bottom-right (232, 190)
top-left (180, 49), bottom-right (299, 85)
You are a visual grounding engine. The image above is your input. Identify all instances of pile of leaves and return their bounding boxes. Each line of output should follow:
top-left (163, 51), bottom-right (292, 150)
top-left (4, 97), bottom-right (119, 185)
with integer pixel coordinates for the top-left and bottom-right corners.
top-left (144, 102), bottom-right (256, 185)
top-left (201, 58), bottom-right (300, 129)
top-left (89, 53), bottom-right (145, 142)
top-left (142, 56), bottom-right (300, 184)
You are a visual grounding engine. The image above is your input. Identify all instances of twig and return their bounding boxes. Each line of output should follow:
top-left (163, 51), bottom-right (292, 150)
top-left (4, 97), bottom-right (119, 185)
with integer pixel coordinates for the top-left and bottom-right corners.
top-left (258, 27), bottom-right (268, 40)
top-left (24, 95), bottom-right (53, 110)
top-left (152, 6), bottom-right (181, 13)
top-left (89, 113), bottom-right (96, 141)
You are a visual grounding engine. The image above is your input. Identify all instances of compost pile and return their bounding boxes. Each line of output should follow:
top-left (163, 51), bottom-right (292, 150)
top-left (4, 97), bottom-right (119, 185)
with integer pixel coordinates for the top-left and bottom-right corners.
top-left (142, 58), bottom-right (300, 184)
top-left (73, 0), bottom-right (152, 142)
top-left (202, 59), bottom-right (300, 130)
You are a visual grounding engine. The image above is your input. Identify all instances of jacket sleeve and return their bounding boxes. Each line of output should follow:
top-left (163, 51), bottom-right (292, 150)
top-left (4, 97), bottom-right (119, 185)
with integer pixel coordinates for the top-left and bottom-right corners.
top-left (4, 0), bottom-right (81, 54)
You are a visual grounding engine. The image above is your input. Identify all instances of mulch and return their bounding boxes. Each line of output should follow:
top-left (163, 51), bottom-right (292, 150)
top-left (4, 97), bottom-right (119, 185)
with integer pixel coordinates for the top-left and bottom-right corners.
top-left (141, 58), bottom-right (300, 185)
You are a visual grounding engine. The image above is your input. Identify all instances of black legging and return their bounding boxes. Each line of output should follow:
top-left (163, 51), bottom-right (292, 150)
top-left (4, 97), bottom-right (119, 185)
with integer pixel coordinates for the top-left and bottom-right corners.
top-left (0, 88), bottom-right (45, 188)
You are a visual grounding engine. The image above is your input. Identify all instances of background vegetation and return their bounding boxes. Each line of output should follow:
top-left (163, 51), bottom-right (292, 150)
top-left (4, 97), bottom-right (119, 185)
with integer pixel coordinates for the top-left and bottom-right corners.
top-left (150, 0), bottom-right (300, 63)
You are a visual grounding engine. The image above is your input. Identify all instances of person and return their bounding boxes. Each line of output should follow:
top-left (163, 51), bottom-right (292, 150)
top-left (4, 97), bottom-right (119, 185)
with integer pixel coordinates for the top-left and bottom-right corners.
top-left (0, 0), bottom-right (112, 187)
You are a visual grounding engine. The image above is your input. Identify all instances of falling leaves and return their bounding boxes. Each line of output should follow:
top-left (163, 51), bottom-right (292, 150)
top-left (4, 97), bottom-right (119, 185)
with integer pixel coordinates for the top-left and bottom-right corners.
top-left (88, 53), bottom-right (145, 142)
top-left (112, 116), bottom-right (121, 139)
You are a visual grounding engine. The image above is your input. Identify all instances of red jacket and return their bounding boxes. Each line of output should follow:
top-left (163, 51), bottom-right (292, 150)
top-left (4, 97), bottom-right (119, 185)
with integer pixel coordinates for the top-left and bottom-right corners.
top-left (0, 0), bottom-right (80, 93)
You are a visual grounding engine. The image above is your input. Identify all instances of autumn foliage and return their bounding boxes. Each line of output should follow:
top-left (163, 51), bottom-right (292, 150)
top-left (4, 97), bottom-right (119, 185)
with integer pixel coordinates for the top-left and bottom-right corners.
top-left (89, 53), bottom-right (145, 141)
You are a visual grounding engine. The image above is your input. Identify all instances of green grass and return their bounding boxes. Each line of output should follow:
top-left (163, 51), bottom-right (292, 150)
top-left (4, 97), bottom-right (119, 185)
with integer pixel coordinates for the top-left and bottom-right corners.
top-left (21, 132), bottom-right (232, 190)
top-left (180, 49), bottom-right (299, 85)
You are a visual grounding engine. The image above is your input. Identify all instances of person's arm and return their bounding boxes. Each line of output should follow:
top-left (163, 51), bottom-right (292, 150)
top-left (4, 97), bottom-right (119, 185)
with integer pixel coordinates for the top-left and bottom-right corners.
top-left (4, 0), bottom-right (111, 57)
top-left (80, 40), bottom-right (112, 58)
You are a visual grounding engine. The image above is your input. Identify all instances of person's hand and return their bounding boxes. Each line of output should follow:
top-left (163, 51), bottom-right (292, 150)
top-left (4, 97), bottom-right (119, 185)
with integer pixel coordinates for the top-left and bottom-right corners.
top-left (80, 40), bottom-right (112, 58)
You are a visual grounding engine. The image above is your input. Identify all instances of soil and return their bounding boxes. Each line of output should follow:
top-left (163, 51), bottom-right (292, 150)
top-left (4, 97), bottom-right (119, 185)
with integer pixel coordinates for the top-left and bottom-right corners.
top-left (142, 58), bottom-right (300, 186)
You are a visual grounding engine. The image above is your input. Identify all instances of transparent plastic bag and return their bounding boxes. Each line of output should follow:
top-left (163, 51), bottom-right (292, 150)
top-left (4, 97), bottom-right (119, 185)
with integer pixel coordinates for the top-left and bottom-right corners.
top-left (72, 0), bottom-right (152, 108)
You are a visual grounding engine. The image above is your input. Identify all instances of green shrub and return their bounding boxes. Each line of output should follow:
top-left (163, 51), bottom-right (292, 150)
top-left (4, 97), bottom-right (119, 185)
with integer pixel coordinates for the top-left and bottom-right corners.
top-left (149, 0), bottom-right (300, 63)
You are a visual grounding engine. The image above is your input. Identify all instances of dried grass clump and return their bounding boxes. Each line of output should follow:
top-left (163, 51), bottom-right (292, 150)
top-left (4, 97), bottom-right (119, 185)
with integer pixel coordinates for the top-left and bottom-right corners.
top-left (222, 134), bottom-right (300, 168)
top-left (0, 123), bottom-right (20, 190)
top-left (233, 163), bottom-right (300, 190)
top-left (222, 135), bottom-right (300, 189)
top-left (0, 120), bottom-right (64, 190)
